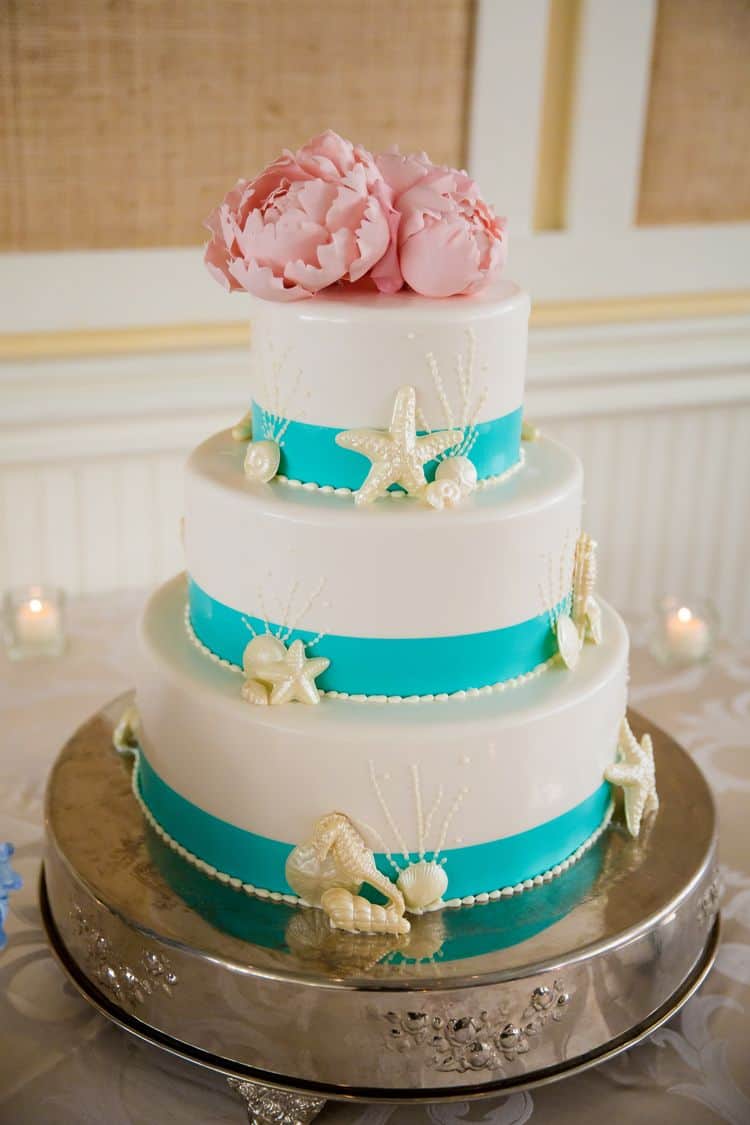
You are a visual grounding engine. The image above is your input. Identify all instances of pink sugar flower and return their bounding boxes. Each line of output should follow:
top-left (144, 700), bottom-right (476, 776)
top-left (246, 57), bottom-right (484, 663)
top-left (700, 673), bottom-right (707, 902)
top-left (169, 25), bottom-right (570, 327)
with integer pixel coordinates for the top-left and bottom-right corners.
top-left (204, 130), bottom-right (395, 301)
top-left (375, 150), bottom-right (507, 298)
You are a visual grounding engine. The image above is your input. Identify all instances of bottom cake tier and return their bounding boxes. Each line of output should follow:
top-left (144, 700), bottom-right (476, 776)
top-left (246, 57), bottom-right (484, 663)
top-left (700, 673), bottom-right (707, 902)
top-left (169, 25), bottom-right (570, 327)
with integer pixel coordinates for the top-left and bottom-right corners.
top-left (133, 575), bottom-right (628, 909)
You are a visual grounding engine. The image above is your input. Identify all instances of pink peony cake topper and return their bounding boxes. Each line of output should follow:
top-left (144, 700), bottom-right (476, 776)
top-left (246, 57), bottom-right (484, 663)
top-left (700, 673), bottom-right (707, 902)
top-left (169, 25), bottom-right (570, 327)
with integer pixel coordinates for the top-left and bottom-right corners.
top-left (204, 130), bottom-right (506, 301)
top-left (375, 150), bottom-right (507, 299)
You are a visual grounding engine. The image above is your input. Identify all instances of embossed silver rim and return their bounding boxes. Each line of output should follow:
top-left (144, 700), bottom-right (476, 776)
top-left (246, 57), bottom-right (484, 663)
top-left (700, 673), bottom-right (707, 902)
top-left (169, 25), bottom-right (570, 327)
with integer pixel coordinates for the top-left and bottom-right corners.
top-left (40, 871), bottom-right (720, 1105)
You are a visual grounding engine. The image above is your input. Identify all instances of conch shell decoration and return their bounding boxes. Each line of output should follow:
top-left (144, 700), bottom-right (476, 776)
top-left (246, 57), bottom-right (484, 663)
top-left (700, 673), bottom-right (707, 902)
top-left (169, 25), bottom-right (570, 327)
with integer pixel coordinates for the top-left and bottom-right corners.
top-left (285, 813), bottom-right (410, 936)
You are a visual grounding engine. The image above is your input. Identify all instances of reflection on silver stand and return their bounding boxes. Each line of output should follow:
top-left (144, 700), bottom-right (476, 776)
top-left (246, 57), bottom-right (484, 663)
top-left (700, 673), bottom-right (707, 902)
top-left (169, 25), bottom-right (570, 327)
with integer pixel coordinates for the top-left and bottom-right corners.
top-left (41, 694), bottom-right (719, 1121)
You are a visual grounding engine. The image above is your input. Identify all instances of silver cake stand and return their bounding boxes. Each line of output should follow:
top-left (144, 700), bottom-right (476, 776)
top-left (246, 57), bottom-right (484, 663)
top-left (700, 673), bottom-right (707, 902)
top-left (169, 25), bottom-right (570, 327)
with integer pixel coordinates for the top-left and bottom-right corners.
top-left (41, 694), bottom-right (719, 1124)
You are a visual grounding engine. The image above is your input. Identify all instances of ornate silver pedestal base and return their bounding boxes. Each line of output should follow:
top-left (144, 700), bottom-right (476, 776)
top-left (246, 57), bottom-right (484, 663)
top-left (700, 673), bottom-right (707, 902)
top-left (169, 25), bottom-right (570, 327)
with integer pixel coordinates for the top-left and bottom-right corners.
top-left (226, 1078), bottom-right (326, 1124)
top-left (41, 695), bottom-right (719, 1116)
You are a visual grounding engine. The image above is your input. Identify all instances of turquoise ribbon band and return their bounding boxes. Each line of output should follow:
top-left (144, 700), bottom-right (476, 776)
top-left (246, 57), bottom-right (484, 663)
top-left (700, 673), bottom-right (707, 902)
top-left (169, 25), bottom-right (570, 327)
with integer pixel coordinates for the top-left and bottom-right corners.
top-left (189, 577), bottom-right (560, 697)
top-left (251, 401), bottom-right (523, 491)
top-left (136, 750), bottom-right (611, 902)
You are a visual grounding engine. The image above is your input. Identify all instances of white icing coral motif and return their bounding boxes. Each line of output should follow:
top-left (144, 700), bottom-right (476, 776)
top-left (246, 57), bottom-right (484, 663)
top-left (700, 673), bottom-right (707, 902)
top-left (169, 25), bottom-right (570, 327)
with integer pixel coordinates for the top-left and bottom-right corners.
top-left (285, 812), bottom-right (410, 935)
top-left (242, 635), bottom-right (329, 705)
top-left (604, 717), bottom-right (659, 836)
top-left (335, 385), bottom-right (462, 506)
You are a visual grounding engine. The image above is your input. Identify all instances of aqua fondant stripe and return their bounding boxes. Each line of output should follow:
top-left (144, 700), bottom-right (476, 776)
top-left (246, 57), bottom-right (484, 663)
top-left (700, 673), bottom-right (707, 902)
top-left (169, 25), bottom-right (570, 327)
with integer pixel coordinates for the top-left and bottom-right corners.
top-left (136, 749), bottom-right (612, 902)
top-left (251, 402), bottom-right (523, 491)
top-left (188, 577), bottom-right (560, 697)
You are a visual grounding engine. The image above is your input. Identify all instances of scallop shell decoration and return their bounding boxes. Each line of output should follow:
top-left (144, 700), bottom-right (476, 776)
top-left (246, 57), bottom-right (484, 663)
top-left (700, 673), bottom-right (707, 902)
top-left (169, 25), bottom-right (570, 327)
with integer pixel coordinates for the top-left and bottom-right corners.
top-left (244, 439), bottom-right (280, 483)
top-left (556, 613), bottom-right (583, 670)
top-left (320, 887), bottom-right (411, 936)
top-left (396, 859), bottom-right (449, 912)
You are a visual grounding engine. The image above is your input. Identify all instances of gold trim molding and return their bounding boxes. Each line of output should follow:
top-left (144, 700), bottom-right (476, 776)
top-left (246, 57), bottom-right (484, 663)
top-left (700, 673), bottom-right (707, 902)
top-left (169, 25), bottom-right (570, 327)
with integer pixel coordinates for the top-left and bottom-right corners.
top-left (1, 291), bottom-right (749, 361)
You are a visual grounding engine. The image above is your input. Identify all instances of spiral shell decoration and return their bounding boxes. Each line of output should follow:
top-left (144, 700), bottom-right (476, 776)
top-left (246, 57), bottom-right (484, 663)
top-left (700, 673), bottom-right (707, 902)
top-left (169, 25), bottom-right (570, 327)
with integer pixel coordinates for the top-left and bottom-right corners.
top-left (320, 887), bottom-right (411, 936)
top-left (424, 477), bottom-right (462, 510)
top-left (243, 438), bottom-right (280, 483)
top-left (396, 859), bottom-right (449, 912)
top-left (435, 455), bottom-right (478, 497)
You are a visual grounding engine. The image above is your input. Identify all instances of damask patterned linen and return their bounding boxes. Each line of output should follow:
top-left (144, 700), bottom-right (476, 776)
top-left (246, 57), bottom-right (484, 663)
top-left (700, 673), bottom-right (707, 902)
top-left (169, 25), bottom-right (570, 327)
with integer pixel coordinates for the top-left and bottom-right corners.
top-left (0, 596), bottom-right (748, 1124)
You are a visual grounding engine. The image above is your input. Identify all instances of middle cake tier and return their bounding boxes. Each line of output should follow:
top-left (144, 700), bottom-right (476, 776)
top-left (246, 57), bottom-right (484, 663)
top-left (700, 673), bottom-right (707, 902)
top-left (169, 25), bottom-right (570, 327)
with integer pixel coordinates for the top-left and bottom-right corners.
top-left (184, 429), bottom-right (583, 699)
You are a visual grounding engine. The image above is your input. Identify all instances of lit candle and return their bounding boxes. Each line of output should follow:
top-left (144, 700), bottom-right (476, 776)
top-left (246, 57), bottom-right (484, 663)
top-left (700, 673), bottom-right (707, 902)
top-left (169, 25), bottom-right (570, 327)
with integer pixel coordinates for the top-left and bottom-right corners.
top-left (664, 605), bottom-right (711, 663)
top-left (15, 595), bottom-right (62, 649)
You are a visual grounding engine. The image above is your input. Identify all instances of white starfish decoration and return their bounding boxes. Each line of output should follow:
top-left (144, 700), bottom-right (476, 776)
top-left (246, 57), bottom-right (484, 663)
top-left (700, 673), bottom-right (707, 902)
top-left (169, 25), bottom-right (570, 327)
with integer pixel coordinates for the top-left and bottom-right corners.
top-left (254, 639), bottom-right (330, 705)
top-left (335, 385), bottom-right (462, 506)
top-left (604, 718), bottom-right (659, 836)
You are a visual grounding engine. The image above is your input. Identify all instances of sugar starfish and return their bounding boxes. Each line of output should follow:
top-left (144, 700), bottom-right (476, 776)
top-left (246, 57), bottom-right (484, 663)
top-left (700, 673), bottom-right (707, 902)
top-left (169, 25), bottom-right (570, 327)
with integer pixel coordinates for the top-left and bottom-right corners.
top-left (256, 639), bottom-right (330, 705)
top-left (604, 718), bottom-right (659, 836)
top-left (335, 385), bottom-right (462, 505)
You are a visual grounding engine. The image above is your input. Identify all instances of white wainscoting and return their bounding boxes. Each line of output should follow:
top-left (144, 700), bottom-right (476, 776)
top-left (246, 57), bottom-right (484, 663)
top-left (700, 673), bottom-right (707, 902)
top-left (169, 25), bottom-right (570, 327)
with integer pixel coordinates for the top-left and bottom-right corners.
top-left (2, 312), bottom-right (749, 639)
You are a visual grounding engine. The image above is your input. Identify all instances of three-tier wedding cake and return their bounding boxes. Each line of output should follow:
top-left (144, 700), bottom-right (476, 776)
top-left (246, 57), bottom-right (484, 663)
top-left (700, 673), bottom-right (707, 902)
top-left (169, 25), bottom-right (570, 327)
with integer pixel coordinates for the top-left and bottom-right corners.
top-left (129, 131), bottom-right (658, 938)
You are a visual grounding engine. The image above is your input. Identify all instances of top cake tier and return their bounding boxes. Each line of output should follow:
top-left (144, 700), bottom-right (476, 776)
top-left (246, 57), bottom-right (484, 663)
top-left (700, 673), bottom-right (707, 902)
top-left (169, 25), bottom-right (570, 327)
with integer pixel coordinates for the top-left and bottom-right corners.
top-left (248, 280), bottom-right (529, 492)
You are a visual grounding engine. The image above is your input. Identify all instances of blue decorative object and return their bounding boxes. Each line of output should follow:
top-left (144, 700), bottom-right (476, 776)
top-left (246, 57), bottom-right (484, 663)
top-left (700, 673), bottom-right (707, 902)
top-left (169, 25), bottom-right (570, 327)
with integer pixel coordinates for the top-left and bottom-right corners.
top-left (188, 577), bottom-right (561, 698)
top-left (137, 750), bottom-right (611, 903)
top-left (251, 401), bottom-right (523, 491)
top-left (0, 842), bottom-right (23, 951)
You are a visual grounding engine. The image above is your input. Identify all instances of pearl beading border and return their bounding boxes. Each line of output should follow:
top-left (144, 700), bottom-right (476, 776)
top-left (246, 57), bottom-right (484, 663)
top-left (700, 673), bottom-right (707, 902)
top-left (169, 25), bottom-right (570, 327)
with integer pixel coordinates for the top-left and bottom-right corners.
top-left (184, 602), bottom-right (555, 704)
top-left (274, 448), bottom-right (526, 497)
top-left (122, 738), bottom-right (614, 914)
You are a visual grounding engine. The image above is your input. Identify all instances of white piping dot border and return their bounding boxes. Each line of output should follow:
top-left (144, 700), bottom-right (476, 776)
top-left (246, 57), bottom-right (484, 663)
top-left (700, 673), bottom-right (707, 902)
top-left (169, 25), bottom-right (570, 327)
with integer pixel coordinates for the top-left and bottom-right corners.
top-left (120, 734), bottom-right (614, 915)
top-left (183, 602), bottom-right (555, 704)
top-left (274, 448), bottom-right (526, 497)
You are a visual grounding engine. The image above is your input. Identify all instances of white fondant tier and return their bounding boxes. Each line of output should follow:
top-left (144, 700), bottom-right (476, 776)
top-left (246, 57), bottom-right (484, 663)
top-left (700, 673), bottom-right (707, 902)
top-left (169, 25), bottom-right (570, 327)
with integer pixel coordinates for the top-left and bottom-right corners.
top-left (136, 575), bottom-right (627, 855)
top-left (184, 431), bottom-right (582, 640)
top-left (248, 280), bottom-right (529, 428)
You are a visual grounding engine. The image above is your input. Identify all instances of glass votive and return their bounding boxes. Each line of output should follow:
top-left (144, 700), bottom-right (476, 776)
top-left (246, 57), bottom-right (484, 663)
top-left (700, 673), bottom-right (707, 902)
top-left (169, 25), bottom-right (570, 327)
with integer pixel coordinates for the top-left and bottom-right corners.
top-left (3, 585), bottom-right (67, 660)
top-left (650, 595), bottom-right (719, 667)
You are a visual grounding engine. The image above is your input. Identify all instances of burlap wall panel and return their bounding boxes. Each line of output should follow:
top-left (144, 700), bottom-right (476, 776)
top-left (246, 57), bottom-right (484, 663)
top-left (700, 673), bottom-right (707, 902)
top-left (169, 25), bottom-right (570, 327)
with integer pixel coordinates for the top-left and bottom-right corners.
top-left (638, 0), bottom-right (750, 226)
top-left (0, 0), bottom-right (474, 251)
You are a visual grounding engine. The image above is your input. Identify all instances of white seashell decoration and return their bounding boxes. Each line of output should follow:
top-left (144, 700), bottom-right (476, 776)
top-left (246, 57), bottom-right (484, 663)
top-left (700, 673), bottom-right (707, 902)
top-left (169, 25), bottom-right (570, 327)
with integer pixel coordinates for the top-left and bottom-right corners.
top-left (284, 842), bottom-right (357, 906)
top-left (232, 410), bottom-right (253, 441)
top-left (244, 439), bottom-right (281, 483)
top-left (285, 812), bottom-right (409, 936)
top-left (584, 595), bottom-right (603, 645)
top-left (556, 613), bottom-right (583, 670)
top-left (240, 678), bottom-right (269, 706)
top-left (424, 478), bottom-right (462, 510)
top-left (435, 455), bottom-right (478, 497)
top-left (320, 887), bottom-right (411, 936)
top-left (572, 533), bottom-right (597, 628)
top-left (396, 859), bottom-right (449, 912)
top-left (242, 634), bottom-right (287, 678)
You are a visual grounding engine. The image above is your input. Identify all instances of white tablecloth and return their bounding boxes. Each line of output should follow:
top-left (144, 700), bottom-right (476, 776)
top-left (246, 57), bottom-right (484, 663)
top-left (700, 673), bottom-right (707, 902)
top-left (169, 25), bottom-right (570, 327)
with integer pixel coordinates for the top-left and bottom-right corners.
top-left (1, 594), bottom-right (749, 1124)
